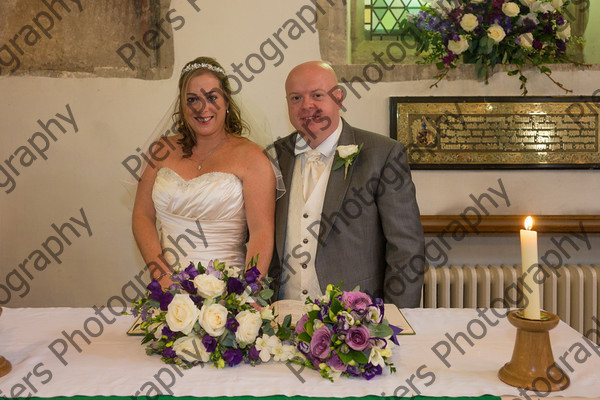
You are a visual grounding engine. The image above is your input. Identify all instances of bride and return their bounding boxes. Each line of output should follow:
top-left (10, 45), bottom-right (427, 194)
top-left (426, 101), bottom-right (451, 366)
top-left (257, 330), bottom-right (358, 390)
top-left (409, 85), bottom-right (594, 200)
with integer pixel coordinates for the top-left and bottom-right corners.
top-left (132, 57), bottom-right (276, 288)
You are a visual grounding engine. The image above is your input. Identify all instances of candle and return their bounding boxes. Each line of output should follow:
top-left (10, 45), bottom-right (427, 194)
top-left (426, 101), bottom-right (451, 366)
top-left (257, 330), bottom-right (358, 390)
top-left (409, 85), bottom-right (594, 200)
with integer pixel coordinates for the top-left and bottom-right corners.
top-left (520, 216), bottom-right (541, 320)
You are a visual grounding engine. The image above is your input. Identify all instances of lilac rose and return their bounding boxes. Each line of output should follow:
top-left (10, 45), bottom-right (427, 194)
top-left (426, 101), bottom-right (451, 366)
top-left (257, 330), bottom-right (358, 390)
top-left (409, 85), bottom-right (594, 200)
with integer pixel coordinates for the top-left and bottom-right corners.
top-left (295, 314), bottom-right (309, 334)
top-left (326, 352), bottom-right (348, 372)
top-left (341, 291), bottom-right (372, 311)
top-left (310, 326), bottom-right (332, 360)
top-left (346, 325), bottom-right (370, 351)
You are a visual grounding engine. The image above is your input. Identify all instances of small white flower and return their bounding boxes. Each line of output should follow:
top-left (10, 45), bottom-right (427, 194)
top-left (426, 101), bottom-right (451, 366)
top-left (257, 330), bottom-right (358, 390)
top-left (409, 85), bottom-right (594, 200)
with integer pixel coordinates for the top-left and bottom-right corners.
top-left (551, 0), bottom-right (563, 9)
top-left (223, 265), bottom-right (242, 278)
top-left (460, 14), bottom-right (479, 32)
top-left (255, 334), bottom-right (281, 362)
top-left (518, 12), bottom-right (539, 26)
top-left (557, 22), bottom-right (571, 40)
top-left (447, 35), bottom-right (469, 55)
top-left (236, 286), bottom-right (252, 305)
top-left (368, 347), bottom-right (385, 367)
top-left (313, 319), bottom-right (324, 331)
top-left (538, 2), bottom-right (554, 12)
top-left (502, 2), bottom-right (521, 17)
top-left (336, 144), bottom-right (359, 159)
top-left (488, 24), bottom-right (506, 43)
top-left (260, 306), bottom-right (275, 321)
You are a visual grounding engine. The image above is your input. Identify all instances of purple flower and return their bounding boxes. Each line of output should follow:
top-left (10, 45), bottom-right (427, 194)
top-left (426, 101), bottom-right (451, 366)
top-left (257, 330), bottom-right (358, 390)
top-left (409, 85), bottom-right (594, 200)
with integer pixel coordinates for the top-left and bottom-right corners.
top-left (223, 348), bottom-right (243, 366)
top-left (346, 365), bottom-right (362, 377)
top-left (181, 279), bottom-right (197, 295)
top-left (184, 262), bottom-right (200, 278)
top-left (202, 335), bottom-right (217, 353)
top-left (556, 16), bottom-right (565, 26)
top-left (492, 0), bottom-right (505, 8)
top-left (162, 347), bottom-right (176, 358)
top-left (310, 326), bottom-right (332, 360)
top-left (161, 326), bottom-right (176, 340)
top-left (443, 52), bottom-right (457, 67)
top-left (556, 39), bottom-right (566, 52)
top-left (341, 291), bottom-right (372, 311)
top-left (159, 291), bottom-right (174, 311)
top-left (544, 23), bottom-right (553, 35)
top-left (297, 341), bottom-right (310, 354)
top-left (147, 280), bottom-right (163, 302)
top-left (244, 266), bottom-right (261, 284)
top-left (362, 363), bottom-right (383, 380)
top-left (326, 352), bottom-right (348, 372)
top-left (346, 325), bottom-right (371, 351)
top-left (226, 317), bottom-right (239, 333)
top-left (205, 261), bottom-right (222, 279)
top-left (227, 277), bottom-right (244, 295)
top-left (248, 346), bottom-right (260, 361)
top-left (190, 295), bottom-right (203, 308)
top-left (295, 314), bottom-right (309, 334)
top-left (533, 39), bottom-right (543, 50)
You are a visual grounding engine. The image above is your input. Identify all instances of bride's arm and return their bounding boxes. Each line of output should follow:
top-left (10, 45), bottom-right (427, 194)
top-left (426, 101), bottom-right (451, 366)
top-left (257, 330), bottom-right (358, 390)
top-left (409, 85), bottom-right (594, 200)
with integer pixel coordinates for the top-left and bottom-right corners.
top-left (241, 146), bottom-right (276, 277)
top-left (132, 164), bottom-right (172, 288)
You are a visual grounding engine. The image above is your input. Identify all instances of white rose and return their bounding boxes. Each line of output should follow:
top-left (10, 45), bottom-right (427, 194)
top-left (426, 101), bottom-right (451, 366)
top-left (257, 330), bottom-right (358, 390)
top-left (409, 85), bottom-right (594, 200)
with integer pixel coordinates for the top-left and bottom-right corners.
top-left (165, 293), bottom-right (200, 335)
top-left (199, 303), bottom-right (228, 336)
top-left (460, 14), bottom-right (479, 32)
top-left (487, 24), bottom-right (506, 43)
top-left (193, 273), bottom-right (226, 299)
top-left (337, 144), bottom-right (358, 159)
top-left (173, 335), bottom-right (210, 363)
top-left (518, 32), bottom-right (534, 48)
top-left (557, 23), bottom-right (571, 40)
top-left (447, 35), bottom-right (469, 55)
top-left (502, 2), bottom-right (521, 17)
top-left (551, 0), bottom-right (563, 8)
top-left (235, 310), bottom-right (263, 346)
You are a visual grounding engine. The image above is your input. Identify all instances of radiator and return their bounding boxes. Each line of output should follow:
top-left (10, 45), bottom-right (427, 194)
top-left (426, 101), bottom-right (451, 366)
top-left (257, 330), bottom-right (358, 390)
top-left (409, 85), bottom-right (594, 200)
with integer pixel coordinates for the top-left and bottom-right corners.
top-left (422, 264), bottom-right (600, 343)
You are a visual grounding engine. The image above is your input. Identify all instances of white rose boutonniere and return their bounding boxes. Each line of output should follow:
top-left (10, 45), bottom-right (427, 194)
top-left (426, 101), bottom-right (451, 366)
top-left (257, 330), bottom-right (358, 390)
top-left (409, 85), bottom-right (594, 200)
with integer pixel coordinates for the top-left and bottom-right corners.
top-left (333, 143), bottom-right (363, 179)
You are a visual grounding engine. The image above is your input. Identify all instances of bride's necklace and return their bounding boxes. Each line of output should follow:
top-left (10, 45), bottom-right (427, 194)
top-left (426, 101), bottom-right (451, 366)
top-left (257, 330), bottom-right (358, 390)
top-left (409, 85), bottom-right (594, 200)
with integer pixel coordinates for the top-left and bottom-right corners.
top-left (196, 135), bottom-right (226, 170)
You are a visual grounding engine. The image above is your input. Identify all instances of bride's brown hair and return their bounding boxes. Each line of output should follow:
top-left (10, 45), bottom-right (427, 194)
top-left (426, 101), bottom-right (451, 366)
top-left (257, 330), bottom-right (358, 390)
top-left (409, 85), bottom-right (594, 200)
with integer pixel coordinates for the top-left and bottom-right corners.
top-left (174, 56), bottom-right (247, 158)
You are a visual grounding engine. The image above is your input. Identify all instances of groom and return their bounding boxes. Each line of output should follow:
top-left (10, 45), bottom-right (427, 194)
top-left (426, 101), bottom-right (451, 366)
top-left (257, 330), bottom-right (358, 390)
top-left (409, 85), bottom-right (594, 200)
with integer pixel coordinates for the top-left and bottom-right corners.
top-left (269, 61), bottom-right (425, 308)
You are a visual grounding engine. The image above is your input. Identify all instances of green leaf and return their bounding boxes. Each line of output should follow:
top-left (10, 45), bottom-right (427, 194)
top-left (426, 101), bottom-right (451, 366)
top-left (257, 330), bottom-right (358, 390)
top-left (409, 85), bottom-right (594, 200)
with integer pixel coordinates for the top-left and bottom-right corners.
top-left (519, 75), bottom-right (527, 83)
top-left (282, 314), bottom-right (292, 328)
top-left (336, 348), bottom-right (353, 364)
top-left (540, 66), bottom-right (551, 74)
top-left (259, 288), bottom-right (274, 300)
top-left (332, 158), bottom-right (345, 170)
top-left (305, 319), bottom-right (314, 336)
top-left (348, 349), bottom-right (368, 364)
top-left (507, 70), bottom-right (519, 76)
top-left (368, 322), bottom-right (394, 338)
top-left (330, 297), bottom-right (343, 314)
top-left (256, 297), bottom-right (268, 307)
top-left (298, 332), bottom-right (311, 343)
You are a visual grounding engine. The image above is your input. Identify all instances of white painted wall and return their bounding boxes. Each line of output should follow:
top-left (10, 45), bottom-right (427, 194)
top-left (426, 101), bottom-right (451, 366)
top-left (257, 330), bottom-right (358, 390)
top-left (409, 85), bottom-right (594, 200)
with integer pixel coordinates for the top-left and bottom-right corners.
top-left (0, 0), bottom-right (598, 307)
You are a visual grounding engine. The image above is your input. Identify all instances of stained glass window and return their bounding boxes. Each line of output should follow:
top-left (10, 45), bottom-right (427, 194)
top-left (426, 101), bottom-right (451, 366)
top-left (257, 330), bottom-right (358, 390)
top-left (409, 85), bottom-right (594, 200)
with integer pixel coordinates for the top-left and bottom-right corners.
top-left (364, 0), bottom-right (425, 39)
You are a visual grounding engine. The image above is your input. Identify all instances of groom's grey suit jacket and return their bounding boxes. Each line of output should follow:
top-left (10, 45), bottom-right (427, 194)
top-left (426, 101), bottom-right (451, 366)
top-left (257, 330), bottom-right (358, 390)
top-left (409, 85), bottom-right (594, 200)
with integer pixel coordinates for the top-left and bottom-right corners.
top-left (269, 120), bottom-right (425, 308)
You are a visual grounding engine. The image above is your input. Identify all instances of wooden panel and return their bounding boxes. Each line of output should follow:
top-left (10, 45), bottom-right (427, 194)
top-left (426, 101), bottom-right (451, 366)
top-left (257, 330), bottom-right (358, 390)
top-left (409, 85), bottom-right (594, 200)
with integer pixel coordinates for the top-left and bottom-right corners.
top-left (421, 215), bottom-right (600, 233)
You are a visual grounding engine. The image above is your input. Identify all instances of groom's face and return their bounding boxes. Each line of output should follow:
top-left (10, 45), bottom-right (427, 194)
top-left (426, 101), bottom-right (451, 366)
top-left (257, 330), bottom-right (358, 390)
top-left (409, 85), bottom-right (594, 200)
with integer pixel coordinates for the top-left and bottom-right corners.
top-left (285, 63), bottom-right (343, 148)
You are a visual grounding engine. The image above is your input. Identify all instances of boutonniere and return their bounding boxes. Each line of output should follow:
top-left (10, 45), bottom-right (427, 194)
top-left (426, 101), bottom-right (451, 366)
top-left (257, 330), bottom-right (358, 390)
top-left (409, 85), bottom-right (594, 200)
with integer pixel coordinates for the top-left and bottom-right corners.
top-left (333, 144), bottom-right (363, 179)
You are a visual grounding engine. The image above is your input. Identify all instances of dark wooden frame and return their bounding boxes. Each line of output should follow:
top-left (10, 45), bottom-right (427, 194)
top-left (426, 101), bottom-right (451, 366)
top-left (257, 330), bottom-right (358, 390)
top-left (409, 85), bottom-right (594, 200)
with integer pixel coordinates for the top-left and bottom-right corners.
top-left (390, 96), bottom-right (600, 170)
top-left (420, 215), bottom-right (600, 233)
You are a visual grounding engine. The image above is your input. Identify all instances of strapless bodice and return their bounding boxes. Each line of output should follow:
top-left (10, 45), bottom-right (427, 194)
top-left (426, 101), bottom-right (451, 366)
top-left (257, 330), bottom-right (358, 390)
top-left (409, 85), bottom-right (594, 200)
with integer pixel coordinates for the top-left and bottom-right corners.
top-left (152, 168), bottom-right (247, 269)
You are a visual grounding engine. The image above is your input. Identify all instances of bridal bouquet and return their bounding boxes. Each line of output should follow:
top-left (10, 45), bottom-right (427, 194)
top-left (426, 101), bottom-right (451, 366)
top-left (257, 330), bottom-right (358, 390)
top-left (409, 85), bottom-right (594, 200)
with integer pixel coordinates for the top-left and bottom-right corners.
top-left (408, 0), bottom-right (583, 94)
top-left (130, 258), bottom-right (281, 368)
top-left (290, 284), bottom-right (400, 381)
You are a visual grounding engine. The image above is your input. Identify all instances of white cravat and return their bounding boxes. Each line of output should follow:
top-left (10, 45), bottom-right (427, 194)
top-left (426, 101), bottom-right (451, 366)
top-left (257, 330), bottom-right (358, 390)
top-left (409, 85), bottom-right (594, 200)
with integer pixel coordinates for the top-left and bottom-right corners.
top-left (302, 149), bottom-right (325, 201)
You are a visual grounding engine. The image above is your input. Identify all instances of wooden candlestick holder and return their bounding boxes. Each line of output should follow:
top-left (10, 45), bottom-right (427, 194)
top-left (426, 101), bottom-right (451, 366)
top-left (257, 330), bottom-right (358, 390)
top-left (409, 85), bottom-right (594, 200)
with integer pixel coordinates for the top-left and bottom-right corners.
top-left (0, 308), bottom-right (11, 377)
top-left (498, 310), bottom-right (569, 392)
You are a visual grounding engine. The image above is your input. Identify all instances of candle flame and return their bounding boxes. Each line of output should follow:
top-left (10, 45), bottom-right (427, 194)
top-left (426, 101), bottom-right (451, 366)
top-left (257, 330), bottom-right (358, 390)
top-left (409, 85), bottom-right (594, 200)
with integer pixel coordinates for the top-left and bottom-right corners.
top-left (524, 216), bottom-right (533, 231)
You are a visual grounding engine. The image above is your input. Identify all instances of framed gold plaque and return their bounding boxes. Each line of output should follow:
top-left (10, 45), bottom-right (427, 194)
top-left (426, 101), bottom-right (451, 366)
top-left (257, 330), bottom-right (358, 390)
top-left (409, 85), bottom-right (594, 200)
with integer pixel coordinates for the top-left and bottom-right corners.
top-left (390, 97), bottom-right (600, 169)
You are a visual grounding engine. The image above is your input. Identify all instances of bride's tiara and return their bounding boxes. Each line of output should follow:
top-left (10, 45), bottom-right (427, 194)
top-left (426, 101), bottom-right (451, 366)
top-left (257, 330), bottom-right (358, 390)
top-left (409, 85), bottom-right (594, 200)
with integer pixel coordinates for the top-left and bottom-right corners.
top-left (181, 63), bottom-right (225, 76)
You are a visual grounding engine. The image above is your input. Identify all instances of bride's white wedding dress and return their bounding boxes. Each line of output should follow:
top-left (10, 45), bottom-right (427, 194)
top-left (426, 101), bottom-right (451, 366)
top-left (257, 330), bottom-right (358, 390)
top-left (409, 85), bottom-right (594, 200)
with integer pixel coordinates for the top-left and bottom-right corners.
top-left (152, 167), bottom-right (247, 269)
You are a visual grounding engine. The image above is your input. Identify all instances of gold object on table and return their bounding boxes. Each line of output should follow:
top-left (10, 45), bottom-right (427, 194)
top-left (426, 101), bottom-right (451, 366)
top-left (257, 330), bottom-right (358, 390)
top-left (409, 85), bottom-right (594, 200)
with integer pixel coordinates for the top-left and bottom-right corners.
top-left (498, 309), bottom-right (569, 391)
top-left (392, 97), bottom-right (600, 168)
top-left (0, 308), bottom-right (11, 377)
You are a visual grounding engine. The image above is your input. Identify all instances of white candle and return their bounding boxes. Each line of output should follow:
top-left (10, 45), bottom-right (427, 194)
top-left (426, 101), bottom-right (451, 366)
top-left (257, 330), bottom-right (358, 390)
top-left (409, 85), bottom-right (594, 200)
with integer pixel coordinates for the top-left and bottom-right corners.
top-left (520, 216), bottom-right (541, 320)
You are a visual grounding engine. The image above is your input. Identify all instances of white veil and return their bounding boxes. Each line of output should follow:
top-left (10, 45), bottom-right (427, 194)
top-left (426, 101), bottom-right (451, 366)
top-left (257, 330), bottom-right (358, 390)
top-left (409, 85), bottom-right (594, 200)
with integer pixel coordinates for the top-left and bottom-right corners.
top-left (122, 90), bottom-right (285, 203)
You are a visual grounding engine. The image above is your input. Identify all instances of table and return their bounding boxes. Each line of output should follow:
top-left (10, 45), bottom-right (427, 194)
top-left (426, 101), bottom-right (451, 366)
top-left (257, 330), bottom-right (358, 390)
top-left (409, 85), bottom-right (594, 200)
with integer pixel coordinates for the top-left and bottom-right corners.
top-left (0, 308), bottom-right (598, 399)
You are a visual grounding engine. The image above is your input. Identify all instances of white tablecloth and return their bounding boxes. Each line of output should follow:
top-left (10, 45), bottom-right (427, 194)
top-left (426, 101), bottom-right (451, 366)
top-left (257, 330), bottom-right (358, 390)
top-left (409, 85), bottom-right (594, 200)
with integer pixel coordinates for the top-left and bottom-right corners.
top-left (0, 307), bottom-right (598, 398)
